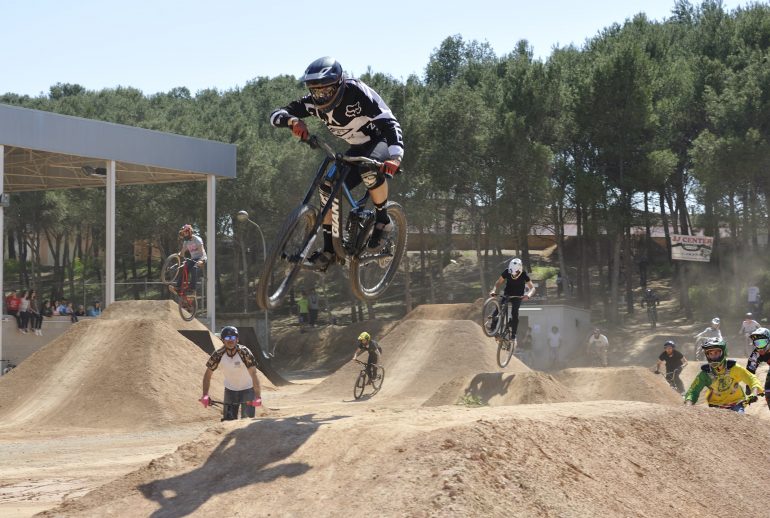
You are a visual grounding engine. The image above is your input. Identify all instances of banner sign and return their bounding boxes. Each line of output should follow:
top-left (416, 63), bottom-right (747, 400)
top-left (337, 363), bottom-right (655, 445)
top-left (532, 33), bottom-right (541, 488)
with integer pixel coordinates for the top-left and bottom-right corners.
top-left (671, 234), bottom-right (713, 262)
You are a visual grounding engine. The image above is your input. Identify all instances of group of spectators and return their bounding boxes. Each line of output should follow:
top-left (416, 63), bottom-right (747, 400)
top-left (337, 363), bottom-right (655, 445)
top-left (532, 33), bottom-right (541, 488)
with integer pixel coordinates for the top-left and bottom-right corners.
top-left (4, 290), bottom-right (102, 335)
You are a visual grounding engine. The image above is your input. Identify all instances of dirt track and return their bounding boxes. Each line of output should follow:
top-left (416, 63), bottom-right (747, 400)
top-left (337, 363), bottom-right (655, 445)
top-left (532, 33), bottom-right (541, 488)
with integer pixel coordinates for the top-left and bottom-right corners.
top-left (1, 302), bottom-right (769, 517)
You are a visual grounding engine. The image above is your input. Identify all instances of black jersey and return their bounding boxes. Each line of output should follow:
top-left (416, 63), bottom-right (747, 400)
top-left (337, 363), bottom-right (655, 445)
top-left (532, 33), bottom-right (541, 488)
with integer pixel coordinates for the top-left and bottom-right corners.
top-left (746, 348), bottom-right (770, 374)
top-left (500, 270), bottom-right (531, 297)
top-left (658, 349), bottom-right (685, 373)
top-left (270, 78), bottom-right (404, 160)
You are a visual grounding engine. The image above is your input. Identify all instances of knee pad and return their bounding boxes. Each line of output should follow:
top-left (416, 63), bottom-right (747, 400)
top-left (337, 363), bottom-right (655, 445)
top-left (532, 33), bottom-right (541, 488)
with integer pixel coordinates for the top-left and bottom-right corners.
top-left (362, 170), bottom-right (385, 190)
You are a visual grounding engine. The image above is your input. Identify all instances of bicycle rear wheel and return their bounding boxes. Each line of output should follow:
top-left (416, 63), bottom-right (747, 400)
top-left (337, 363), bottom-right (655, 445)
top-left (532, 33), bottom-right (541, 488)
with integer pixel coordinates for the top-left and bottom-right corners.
top-left (482, 297), bottom-right (502, 337)
top-left (161, 254), bottom-right (182, 284)
top-left (349, 202), bottom-right (407, 302)
top-left (256, 204), bottom-right (319, 310)
top-left (497, 329), bottom-right (516, 368)
top-left (178, 292), bottom-right (197, 321)
top-left (353, 371), bottom-right (367, 400)
top-left (371, 366), bottom-right (385, 394)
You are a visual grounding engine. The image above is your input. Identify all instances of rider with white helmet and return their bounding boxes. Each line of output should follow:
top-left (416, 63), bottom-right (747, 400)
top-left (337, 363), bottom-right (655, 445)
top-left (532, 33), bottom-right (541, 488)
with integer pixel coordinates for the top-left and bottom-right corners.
top-left (488, 258), bottom-right (536, 343)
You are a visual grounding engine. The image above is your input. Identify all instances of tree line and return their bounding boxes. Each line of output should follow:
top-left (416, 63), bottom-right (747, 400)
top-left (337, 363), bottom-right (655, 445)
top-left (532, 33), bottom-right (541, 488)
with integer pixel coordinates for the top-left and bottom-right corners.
top-left (2, 0), bottom-right (769, 321)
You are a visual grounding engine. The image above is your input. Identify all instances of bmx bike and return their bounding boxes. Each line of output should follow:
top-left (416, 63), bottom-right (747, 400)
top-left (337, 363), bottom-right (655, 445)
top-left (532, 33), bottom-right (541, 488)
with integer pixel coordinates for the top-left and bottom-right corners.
top-left (256, 135), bottom-right (407, 310)
top-left (161, 253), bottom-right (200, 322)
top-left (646, 304), bottom-right (658, 329)
top-left (353, 359), bottom-right (385, 400)
top-left (482, 294), bottom-right (525, 368)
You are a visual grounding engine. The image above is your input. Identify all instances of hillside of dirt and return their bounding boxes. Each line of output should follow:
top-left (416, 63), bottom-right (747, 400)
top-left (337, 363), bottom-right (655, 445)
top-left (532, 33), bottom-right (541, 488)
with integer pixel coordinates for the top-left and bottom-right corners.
top-left (554, 367), bottom-right (683, 405)
top-left (423, 371), bottom-right (572, 407)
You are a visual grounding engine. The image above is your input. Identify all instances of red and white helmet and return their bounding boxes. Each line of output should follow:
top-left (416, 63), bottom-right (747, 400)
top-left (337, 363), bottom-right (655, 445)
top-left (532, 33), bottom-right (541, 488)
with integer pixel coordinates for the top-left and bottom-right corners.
top-left (508, 258), bottom-right (523, 277)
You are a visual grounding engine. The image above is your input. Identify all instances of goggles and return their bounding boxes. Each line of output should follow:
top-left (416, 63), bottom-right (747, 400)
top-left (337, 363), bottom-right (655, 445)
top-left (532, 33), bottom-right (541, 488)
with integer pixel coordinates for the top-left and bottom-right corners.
top-left (223, 335), bottom-right (237, 342)
top-left (310, 84), bottom-right (337, 104)
top-left (752, 337), bottom-right (769, 349)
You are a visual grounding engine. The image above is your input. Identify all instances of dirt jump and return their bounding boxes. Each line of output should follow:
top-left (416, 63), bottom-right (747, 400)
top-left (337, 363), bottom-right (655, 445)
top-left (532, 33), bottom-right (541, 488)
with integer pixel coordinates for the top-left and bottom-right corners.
top-left (1, 301), bottom-right (769, 517)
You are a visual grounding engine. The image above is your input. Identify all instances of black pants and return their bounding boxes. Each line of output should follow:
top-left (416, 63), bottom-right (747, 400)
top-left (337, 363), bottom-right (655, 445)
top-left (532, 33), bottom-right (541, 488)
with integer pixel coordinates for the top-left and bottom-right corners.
top-left (764, 371), bottom-right (770, 411)
top-left (665, 370), bottom-right (685, 393)
top-left (366, 352), bottom-right (380, 381)
top-left (222, 387), bottom-right (256, 421)
top-left (490, 297), bottom-right (522, 338)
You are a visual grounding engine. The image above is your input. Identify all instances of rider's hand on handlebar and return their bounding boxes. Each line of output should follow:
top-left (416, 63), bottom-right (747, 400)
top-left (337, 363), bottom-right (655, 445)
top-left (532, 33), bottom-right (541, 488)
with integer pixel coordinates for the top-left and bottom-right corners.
top-left (489, 291), bottom-right (497, 297)
top-left (380, 158), bottom-right (401, 178)
top-left (199, 395), bottom-right (210, 408)
top-left (289, 118), bottom-right (309, 141)
top-left (251, 397), bottom-right (263, 408)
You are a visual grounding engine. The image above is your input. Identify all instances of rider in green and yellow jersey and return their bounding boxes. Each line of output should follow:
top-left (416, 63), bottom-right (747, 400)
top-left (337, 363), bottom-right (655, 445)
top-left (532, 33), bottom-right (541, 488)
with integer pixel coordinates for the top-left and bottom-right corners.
top-left (684, 338), bottom-right (762, 413)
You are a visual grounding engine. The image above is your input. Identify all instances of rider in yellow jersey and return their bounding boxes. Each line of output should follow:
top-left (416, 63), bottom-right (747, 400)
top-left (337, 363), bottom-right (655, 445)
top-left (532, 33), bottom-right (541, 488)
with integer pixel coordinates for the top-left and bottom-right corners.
top-left (684, 338), bottom-right (761, 413)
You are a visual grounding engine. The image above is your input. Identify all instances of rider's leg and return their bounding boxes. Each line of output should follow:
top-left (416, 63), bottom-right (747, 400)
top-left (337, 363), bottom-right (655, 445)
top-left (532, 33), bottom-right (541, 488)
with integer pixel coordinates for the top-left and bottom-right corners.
top-left (189, 261), bottom-right (199, 291)
top-left (367, 352), bottom-right (379, 382)
top-left (348, 141), bottom-right (391, 249)
top-left (508, 299), bottom-right (522, 339)
top-left (765, 371), bottom-right (770, 411)
top-left (222, 388), bottom-right (239, 421)
top-left (674, 372), bottom-right (685, 393)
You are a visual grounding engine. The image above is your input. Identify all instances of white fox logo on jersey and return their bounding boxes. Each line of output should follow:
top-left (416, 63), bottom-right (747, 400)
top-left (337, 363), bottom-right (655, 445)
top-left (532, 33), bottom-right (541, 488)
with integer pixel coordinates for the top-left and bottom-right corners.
top-left (345, 101), bottom-right (362, 118)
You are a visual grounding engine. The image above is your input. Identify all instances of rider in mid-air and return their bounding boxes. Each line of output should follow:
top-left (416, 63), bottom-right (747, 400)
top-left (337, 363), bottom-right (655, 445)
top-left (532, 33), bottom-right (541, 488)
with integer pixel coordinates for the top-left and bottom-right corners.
top-left (270, 57), bottom-right (405, 271)
top-left (684, 338), bottom-right (761, 413)
top-left (489, 258), bottom-right (536, 344)
top-left (745, 327), bottom-right (770, 412)
top-left (351, 331), bottom-right (382, 384)
top-left (169, 224), bottom-right (207, 295)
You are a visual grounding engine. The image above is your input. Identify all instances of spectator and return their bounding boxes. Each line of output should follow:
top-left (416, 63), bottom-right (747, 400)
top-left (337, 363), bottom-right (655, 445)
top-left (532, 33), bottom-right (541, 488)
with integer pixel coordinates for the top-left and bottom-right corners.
top-left (308, 288), bottom-right (320, 327)
top-left (297, 291), bottom-right (309, 332)
top-left (548, 325), bottom-right (562, 369)
top-left (555, 272), bottom-right (563, 298)
top-left (52, 300), bottom-right (61, 316)
top-left (67, 302), bottom-right (78, 323)
top-left (27, 290), bottom-right (42, 335)
top-left (57, 300), bottom-right (69, 316)
top-left (41, 300), bottom-right (53, 318)
top-left (18, 290), bottom-right (30, 334)
top-left (75, 304), bottom-right (86, 317)
top-left (86, 301), bottom-right (102, 317)
top-left (5, 290), bottom-right (20, 326)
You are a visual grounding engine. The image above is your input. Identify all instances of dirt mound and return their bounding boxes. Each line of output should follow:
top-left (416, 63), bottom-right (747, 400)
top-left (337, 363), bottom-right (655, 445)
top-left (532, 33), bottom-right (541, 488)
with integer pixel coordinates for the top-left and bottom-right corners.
top-left (40, 402), bottom-right (770, 517)
top-left (402, 302), bottom-right (482, 322)
top-left (307, 319), bottom-right (529, 403)
top-left (101, 299), bottom-right (209, 331)
top-left (423, 371), bottom-right (572, 407)
top-left (554, 366), bottom-right (683, 405)
top-left (0, 318), bottom-right (232, 430)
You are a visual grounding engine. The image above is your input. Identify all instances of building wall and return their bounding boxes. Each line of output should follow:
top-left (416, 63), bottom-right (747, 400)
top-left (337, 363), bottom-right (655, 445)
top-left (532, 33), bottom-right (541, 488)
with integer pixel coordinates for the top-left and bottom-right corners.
top-left (519, 304), bottom-right (592, 370)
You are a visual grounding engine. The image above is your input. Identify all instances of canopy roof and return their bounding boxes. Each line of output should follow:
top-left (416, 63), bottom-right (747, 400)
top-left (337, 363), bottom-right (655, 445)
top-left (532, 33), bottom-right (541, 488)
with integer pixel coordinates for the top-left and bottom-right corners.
top-left (0, 103), bottom-right (236, 192)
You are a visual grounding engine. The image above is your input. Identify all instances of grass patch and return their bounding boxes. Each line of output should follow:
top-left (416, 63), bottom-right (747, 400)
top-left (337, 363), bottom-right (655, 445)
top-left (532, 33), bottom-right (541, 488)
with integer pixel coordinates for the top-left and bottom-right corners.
top-left (456, 393), bottom-right (485, 407)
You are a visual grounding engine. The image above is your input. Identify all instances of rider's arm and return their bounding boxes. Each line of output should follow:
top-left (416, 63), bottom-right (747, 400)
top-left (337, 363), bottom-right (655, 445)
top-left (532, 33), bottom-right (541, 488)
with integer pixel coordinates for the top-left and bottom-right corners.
top-left (269, 99), bottom-right (312, 127)
top-left (202, 368), bottom-right (214, 398)
top-left (524, 280), bottom-right (536, 298)
top-left (684, 372), bottom-right (709, 404)
top-left (247, 366), bottom-right (262, 399)
top-left (655, 358), bottom-right (664, 373)
top-left (490, 276), bottom-right (504, 295)
top-left (352, 346), bottom-right (362, 361)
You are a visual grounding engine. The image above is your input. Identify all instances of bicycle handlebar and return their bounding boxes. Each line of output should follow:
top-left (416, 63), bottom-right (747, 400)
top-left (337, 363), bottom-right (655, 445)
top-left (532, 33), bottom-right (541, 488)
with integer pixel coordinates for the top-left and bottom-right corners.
top-left (353, 359), bottom-right (383, 368)
top-left (304, 135), bottom-right (404, 174)
top-left (208, 398), bottom-right (261, 408)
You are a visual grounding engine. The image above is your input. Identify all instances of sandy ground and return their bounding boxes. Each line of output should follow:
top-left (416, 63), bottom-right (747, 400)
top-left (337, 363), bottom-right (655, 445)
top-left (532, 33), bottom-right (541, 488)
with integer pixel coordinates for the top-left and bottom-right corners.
top-left (1, 302), bottom-right (769, 517)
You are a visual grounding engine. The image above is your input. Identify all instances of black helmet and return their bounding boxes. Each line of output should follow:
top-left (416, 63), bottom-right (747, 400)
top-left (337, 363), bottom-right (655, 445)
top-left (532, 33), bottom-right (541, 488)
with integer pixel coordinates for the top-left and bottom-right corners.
top-left (221, 325), bottom-right (239, 340)
top-left (664, 340), bottom-right (676, 348)
top-left (301, 57), bottom-right (346, 113)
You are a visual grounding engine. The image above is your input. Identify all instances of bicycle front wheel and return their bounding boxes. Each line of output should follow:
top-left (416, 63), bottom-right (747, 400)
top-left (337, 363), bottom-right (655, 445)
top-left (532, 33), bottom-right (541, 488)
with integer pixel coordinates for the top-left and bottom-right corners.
top-left (161, 254), bottom-right (182, 284)
top-left (349, 202), bottom-right (407, 302)
top-left (178, 292), bottom-right (197, 322)
top-left (371, 366), bottom-right (385, 393)
top-left (256, 204), bottom-right (319, 310)
top-left (353, 371), bottom-right (367, 400)
top-left (482, 297), bottom-right (502, 337)
top-left (497, 331), bottom-right (516, 368)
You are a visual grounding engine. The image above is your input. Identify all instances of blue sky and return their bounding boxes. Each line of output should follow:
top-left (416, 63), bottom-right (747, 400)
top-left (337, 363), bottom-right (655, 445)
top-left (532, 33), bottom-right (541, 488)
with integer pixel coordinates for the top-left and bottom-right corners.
top-left (1, 0), bottom-right (757, 97)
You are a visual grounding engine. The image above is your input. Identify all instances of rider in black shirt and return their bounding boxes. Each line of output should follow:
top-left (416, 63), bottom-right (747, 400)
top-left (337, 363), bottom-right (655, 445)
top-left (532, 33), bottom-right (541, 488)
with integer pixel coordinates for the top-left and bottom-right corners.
top-left (270, 57), bottom-right (404, 271)
top-left (656, 340), bottom-right (687, 393)
top-left (489, 258), bottom-right (536, 342)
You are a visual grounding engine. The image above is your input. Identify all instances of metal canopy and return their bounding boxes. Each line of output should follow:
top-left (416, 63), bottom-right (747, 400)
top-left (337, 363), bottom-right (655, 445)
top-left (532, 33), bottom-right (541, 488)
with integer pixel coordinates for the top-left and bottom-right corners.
top-left (0, 103), bottom-right (236, 192)
top-left (0, 104), bottom-right (235, 369)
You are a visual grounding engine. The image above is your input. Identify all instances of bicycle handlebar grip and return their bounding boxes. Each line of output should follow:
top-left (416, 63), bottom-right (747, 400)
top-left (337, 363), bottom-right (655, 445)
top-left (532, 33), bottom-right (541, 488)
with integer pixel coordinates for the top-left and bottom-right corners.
top-left (199, 395), bottom-right (211, 408)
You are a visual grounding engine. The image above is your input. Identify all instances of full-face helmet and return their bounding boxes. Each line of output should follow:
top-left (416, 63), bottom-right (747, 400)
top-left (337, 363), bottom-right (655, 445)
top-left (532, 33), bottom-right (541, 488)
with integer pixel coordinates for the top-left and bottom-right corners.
top-left (301, 57), bottom-right (346, 113)
top-left (508, 258), bottom-right (523, 278)
top-left (750, 327), bottom-right (770, 351)
top-left (701, 338), bottom-right (727, 371)
top-left (179, 224), bottom-right (193, 240)
top-left (711, 317), bottom-right (720, 327)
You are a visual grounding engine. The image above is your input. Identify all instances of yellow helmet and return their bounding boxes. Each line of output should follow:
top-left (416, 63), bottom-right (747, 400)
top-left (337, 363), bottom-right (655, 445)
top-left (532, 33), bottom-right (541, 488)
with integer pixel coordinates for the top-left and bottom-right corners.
top-left (358, 332), bottom-right (371, 342)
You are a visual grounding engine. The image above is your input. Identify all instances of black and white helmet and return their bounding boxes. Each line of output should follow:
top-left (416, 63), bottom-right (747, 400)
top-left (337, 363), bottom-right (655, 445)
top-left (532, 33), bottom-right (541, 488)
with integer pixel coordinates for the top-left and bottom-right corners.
top-left (508, 258), bottom-right (523, 278)
top-left (301, 57), bottom-right (346, 113)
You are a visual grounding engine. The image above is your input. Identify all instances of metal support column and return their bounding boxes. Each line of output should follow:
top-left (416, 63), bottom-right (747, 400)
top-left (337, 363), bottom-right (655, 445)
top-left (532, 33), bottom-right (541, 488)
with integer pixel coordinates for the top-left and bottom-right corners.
top-left (207, 175), bottom-right (216, 332)
top-left (105, 160), bottom-right (116, 306)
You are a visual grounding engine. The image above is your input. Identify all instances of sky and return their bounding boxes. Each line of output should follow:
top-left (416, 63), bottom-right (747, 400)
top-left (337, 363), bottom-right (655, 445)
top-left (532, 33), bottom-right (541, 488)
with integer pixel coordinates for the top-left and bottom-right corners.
top-left (1, 0), bottom-right (759, 97)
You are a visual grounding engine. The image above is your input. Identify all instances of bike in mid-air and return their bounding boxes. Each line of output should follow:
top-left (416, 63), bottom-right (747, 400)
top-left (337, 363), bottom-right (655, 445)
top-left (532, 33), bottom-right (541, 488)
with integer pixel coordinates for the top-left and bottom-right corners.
top-left (161, 253), bottom-right (200, 321)
top-left (482, 294), bottom-right (526, 368)
top-left (256, 135), bottom-right (407, 310)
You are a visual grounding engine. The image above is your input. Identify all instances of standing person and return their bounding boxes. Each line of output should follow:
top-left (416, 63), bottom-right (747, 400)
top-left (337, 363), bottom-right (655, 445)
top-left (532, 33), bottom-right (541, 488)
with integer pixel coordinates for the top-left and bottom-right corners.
top-left (587, 328), bottom-right (610, 367)
top-left (684, 338), bottom-right (761, 413)
top-left (738, 313), bottom-right (760, 357)
top-left (270, 56), bottom-right (404, 270)
top-left (200, 326), bottom-right (262, 421)
top-left (296, 291), bottom-right (309, 332)
top-left (5, 290), bottom-right (20, 327)
top-left (351, 331), bottom-right (383, 384)
top-left (67, 302), bottom-right (78, 323)
top-left (489, 258), bottom-right (536, 344)
top-left (555, 271), bottom-right (563, 298)
top-left (308, 288), bottom-right (320, 328)
top-left (746, 327), bottom-right (770, 412)
top-left (747, 285), bottom-right (760, 315)
top-left (655, 340), bottom-right (687, 394)
top-left (27, 290), bottom-right (42, 335)
top-left (170, 224), bottom-right (207, 295)
top-left (547, 326), bottom-right (562, 369)
top-left (18, 291), bottom-right (30, 334)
